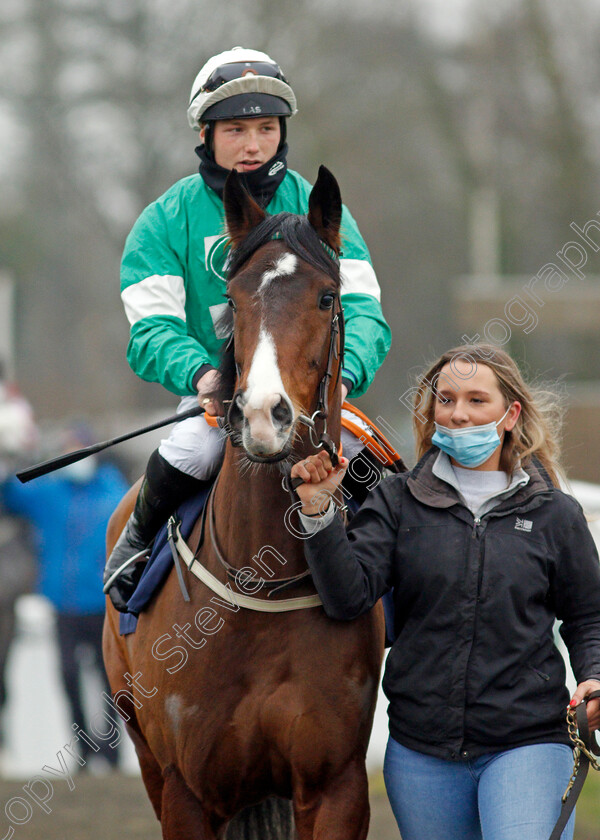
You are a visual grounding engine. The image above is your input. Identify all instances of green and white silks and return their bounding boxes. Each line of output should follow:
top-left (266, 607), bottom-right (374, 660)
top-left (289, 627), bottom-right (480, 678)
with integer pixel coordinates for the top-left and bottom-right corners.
top-left (121, 169), bottom-right (391, 398)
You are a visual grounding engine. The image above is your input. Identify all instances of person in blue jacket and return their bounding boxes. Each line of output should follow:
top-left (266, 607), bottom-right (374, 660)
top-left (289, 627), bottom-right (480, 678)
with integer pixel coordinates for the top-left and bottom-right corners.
top-left (291, 344), bottom-right (600, 840)
top-left (0, 372), bottom-right (37, 744)
top-left (2, 423), bottom-right (130, 771)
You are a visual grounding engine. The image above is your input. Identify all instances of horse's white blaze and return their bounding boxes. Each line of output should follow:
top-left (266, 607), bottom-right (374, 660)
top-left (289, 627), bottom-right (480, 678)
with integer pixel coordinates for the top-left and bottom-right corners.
top-left (257, 253), bottom-right (297, 294)
top-left (245, 328), bottom-right (286, 410)
top-left (243, 327), bottom-right (292, 450)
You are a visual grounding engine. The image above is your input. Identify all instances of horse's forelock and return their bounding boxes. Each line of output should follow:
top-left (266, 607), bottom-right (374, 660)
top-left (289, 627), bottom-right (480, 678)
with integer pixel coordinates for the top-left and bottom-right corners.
top-left (227, 213), bottom-right (340, 287)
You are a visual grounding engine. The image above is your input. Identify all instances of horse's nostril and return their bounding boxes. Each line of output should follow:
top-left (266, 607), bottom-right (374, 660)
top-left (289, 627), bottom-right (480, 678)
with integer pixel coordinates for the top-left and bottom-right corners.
top-left (271, 398), bottom-right (292, 427)
top-left (227, 392), bottom-right (245, 428)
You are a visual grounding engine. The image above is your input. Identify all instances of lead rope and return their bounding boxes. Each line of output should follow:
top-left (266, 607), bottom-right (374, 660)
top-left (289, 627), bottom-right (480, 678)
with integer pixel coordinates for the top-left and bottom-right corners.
top-left (548, 690), bottom-right (600, 840)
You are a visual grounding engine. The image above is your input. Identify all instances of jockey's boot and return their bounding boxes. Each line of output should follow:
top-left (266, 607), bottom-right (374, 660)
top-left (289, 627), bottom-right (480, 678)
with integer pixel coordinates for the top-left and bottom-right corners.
top-left (103, 449), bottom-right (206, 613)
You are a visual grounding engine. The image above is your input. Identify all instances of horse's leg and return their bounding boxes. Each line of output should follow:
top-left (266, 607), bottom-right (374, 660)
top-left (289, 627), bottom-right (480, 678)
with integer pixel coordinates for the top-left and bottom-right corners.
top-left (124, 721), bottom-right (164, 820)
top-left (293, 759), bottom-right (370, 840)
top-left (102, 602), bottom-right (165, 818)
top-left (160, 765), bottom-right (222, 840)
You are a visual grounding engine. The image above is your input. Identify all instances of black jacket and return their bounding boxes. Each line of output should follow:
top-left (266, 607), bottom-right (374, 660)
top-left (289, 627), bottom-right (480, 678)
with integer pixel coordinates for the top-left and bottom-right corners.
top-left (305, 448), bottom-right (600, 760)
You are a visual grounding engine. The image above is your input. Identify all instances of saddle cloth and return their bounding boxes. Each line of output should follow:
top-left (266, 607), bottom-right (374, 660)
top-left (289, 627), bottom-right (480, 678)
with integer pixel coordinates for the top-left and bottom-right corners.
top-left (119, 485), bottom-right (212, 635)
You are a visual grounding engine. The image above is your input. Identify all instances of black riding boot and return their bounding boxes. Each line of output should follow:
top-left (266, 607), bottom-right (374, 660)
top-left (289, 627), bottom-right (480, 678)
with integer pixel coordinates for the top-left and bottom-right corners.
top-left (103, 449), bottom-right (206, 613)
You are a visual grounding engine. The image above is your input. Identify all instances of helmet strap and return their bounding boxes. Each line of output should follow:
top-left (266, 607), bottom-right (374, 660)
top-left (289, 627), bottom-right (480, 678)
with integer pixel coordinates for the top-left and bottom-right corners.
top-left (278, 117), bottom-right (287, 151)
top-left (202, 122), bottom-right (214, 159)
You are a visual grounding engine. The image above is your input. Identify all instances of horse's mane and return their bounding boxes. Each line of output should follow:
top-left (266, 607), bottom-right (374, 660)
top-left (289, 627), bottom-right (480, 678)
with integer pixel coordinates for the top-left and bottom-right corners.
top-left (209, 212), bottom-right (341, 407)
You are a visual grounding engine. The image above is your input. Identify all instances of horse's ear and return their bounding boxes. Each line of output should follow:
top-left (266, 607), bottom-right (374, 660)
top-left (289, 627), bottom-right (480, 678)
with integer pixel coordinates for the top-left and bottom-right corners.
top-left (224, 171), bottom-right (267, 248)
top-left (307, 165), bottom-right (342, 255)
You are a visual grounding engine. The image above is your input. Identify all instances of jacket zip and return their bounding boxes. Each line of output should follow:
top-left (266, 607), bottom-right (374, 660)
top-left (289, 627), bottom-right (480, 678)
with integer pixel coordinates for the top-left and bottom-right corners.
top-left (464, 487), bottom-right (551, 597)
top-left (473, 517), bottom-right (485, 600)
top-left (458, 516), bottom-right (484, 758)
top-left (460, 495), bottom-right (549, 756)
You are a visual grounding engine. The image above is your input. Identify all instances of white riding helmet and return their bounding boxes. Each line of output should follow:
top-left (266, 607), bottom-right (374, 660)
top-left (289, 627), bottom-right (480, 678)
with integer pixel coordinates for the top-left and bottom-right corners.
top-left (187, 46), bottom-right (298, 130)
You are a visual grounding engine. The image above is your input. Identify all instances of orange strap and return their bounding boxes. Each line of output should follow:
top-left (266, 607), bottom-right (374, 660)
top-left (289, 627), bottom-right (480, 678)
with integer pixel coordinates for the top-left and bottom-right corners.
top-left (341, 401), bottom-right (404, 469)
top-left (201, 411), bottom-right (344, 458)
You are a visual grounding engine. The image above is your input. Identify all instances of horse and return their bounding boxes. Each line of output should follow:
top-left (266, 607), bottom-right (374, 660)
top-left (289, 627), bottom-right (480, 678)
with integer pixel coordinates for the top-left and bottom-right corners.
top-left (102, 166), bottom-right (386, 840)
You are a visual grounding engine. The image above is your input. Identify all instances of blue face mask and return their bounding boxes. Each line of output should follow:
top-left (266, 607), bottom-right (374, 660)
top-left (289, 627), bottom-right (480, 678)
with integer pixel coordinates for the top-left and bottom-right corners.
top-left (432, 407), bottom-right (511, 468)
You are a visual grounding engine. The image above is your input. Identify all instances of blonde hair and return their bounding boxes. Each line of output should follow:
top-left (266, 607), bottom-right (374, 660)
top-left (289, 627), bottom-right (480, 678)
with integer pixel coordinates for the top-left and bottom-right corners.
top-left (412, 344), bottom-right (564, 487)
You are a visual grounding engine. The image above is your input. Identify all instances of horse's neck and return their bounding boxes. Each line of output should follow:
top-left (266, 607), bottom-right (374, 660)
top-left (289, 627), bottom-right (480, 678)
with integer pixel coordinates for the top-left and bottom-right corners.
top-left (211, 452), bottom-right (303, 575)
top-left (211, 434), bottom-right (332, 576)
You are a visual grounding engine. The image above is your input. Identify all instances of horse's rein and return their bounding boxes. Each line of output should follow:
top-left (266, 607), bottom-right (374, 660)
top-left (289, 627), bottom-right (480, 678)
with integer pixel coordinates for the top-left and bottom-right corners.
top-left (195, 477), bottom-right (314, 596)
top-left (288, 293), bottom-right (345, 492)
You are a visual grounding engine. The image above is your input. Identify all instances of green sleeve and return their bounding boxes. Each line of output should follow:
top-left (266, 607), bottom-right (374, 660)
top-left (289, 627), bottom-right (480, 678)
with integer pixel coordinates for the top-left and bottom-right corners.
top-left (340, 294), bottom-right (392, 398)
top-left (126, 318), bottom-right (211, 396)
top-left (120, 201), bottom-right (212, 396)
top-left (338, 206), bottom-right (392, 396)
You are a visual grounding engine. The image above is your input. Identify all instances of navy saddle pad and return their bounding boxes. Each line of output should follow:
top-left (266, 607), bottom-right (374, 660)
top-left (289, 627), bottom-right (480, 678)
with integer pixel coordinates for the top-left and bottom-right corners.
top-left (119, 485), bottom-right (211, 635)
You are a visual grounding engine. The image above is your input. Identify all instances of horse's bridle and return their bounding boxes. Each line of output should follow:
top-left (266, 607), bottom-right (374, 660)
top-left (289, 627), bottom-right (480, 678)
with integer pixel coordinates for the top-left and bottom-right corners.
top-left (295, 293), bottom-right (345, 468)
top-left (220, 292), bottom-right (345, 478)
top-left (176, 295), bottom-right (345, 601)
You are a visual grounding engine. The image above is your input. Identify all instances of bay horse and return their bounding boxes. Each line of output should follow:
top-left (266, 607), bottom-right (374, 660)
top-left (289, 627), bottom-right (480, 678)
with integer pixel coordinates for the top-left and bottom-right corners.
top-left (103, 166), bottom-right (385, 839)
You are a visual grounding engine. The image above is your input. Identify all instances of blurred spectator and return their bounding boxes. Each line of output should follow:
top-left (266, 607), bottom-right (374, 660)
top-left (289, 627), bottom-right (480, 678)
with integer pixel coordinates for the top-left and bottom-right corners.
top-left (2, 422), bottom-right (129, 771)
top-left (0, 371), bottom-right (37, 749)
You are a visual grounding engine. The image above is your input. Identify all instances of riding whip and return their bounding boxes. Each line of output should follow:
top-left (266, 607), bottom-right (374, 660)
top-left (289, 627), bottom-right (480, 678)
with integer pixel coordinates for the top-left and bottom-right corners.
top-left (16, 405), bottom-right (205, 484)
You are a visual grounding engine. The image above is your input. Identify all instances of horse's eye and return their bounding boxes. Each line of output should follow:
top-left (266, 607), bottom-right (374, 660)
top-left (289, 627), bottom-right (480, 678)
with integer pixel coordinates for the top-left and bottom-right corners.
top-left (227, 297), bottom-right (237, 312)
top-left (319, 293), bottom-right (335, 310)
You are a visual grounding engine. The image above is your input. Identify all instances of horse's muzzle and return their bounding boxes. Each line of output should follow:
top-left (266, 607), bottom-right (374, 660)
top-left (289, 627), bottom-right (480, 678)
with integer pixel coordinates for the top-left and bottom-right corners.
top-left (227, 389), bottom-right (295, 460)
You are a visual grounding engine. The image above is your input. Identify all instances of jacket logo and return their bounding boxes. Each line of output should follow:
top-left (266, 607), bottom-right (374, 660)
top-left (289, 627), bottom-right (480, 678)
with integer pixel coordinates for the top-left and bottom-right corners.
top-left (515, 517), bottom-right (533, 532)
top-left (268, 161), bottom-right (285, 177)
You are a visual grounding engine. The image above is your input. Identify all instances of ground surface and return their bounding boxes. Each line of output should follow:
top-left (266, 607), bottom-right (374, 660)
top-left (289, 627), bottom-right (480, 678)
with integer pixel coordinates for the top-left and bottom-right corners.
top-left (0, 770), bottom-right (598, 839)
top-left (0, 772), bottom-right (398, 840)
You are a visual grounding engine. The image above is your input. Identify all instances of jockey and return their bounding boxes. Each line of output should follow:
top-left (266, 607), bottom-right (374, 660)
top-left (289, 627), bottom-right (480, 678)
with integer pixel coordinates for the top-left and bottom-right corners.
top-left (104, 46), bottom-right (392, 612)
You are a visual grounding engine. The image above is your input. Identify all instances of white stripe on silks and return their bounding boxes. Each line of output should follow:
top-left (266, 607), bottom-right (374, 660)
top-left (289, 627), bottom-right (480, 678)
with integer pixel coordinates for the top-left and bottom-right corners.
top-left (121, 275), bottom-right (186, 326)
top-left (209, 302), bottom-right (231, 338)
top-left (340, 259), bottom-right (381, 301)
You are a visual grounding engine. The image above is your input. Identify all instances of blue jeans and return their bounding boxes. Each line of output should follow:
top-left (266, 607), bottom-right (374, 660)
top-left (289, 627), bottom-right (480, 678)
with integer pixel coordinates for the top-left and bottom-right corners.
top-left (383, 737), bottom-right (575, 840)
